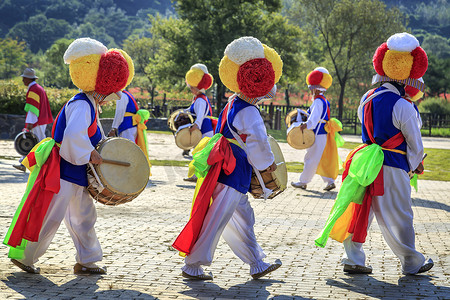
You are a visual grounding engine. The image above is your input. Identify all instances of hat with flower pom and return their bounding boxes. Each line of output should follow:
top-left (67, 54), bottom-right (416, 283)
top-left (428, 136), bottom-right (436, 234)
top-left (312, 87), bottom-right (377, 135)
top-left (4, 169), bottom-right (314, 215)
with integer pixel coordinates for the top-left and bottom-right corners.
top-left (372, 32), bottom-right (427, 92)
top-left (63, 38), bottom-right (134, 100)
top-left (306, 67), bottom-right (332, 91)
top-left (185, 63), bottom-right (214, 90)
top-left (219, 36), bottom-right (282, 104)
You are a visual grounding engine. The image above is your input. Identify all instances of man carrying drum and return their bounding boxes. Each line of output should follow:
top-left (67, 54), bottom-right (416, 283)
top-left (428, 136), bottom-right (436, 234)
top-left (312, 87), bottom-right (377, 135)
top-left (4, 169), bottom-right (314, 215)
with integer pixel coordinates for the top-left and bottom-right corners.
top-left (13, 68), bottom-right (53, 172)
top-left (182, 64), bottom-right (215, 181)
top-left (3, 38), bottom-right (134, 275)
top-left (291, 67), bottom-right (338, 191)
top-left (173, 37), bottom-right (282, 281)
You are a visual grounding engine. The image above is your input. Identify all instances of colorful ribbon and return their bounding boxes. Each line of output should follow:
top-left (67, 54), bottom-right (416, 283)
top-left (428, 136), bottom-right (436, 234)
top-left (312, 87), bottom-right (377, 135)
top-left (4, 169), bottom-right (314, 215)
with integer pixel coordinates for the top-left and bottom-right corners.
top-left (4, 138), bottom-right (61, 259)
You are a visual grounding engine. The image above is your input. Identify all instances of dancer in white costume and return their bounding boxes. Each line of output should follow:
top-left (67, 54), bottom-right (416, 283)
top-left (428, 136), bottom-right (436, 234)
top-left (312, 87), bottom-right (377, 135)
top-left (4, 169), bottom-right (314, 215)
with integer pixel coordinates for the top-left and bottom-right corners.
top-left (108, 90), bottom-right (139, 141)
top-left (5, 38), bottom-right (134, 275)
top-left (340, 32), bottom-right (433, 275)
top-left (173, 37), bottom-right (283, 280)
top-left (291, 67), bottom-right (335, 191)
top-left (183, 64), bottom-right (215, 181)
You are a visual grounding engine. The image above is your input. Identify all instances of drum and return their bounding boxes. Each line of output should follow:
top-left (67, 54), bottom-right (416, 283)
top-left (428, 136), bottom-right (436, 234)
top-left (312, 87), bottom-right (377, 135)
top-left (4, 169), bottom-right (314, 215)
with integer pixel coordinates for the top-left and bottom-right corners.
top-left (174, 126), bottom-right (202, 150)
top-left (14, 131), bottom-right (39, 156)
top-left (87, 137), bottom-right (150, 206)
top-left (285, 109), bottom-right (308, 128)
top-left (286, 126), bottom-right (316, 150)
top-left (167, 109), bottom-right (194, 132)
top-left (287, 126), bottom-right (315, 150)
top-left (250, 136), bottom-right (287, 199)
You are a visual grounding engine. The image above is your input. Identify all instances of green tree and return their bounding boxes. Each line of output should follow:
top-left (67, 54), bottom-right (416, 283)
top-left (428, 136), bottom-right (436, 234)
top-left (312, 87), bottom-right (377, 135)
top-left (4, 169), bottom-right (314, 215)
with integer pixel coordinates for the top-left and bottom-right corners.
top-left (0, 38), bottom-right (27, 79)
top-left (149, 0), bottom-right (303, 113)
top-left (287, 0), bottom-right (406, 119)
top-left (42, 38), bottom-right (74, 88)
top-left (424, 55), bottom-right (450, 99)
top-left (7, 14), bottom-right (71, 53)
top-left (123, 35), bottom-right (161, 105)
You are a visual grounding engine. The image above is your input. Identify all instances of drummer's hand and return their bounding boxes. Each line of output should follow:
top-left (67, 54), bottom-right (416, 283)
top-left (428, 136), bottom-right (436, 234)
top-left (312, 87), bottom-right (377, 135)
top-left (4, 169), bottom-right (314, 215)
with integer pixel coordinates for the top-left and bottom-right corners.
top-left (189, 123), bottom-right (199, 132)
top-left (90, 150), bottom-right (103, 164)
top-left (25, 123), bottom-right (33, 130)
top-left (267, 161), bottom-right (277, 173)
top-left (300, 123), bottom-right (307, 131)
top-left (108, 128), bottom-right (117, 137)
top-left (414, 162), bottom-right (424, 174)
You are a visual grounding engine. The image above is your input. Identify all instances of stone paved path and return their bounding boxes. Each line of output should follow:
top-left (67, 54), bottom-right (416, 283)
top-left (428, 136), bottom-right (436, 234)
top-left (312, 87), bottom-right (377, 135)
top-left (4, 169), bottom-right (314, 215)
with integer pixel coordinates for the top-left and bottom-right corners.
top-left (0, 134), bottom-right (449, 299)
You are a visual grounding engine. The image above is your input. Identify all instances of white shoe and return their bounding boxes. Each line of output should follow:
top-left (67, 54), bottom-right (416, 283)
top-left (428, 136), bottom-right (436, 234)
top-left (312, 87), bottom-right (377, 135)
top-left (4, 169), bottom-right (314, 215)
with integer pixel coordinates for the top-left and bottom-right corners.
top-left (291, 182), bottom-right (307, 189)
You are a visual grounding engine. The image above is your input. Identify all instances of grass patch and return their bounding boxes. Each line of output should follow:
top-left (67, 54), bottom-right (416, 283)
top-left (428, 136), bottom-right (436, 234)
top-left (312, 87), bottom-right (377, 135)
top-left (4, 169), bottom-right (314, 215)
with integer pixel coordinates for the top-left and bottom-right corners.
top-left (150, 159), bottom-right (190, 167)
top-left (148, 130), bottom-right (173, 135)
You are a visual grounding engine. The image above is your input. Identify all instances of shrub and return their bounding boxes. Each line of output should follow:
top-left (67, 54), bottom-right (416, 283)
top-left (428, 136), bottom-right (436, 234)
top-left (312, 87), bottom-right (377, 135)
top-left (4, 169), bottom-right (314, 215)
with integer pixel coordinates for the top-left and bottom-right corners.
top-left (419, 97), bottom-right (450, 114)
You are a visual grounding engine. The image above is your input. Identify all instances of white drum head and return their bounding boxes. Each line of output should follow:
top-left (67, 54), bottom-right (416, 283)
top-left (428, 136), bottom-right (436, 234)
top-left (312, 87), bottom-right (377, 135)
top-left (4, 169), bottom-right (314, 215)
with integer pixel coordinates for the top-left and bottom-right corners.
top-left (175, 127), bottom-right (202, 150)
top-left (96, 138), bottom-right (149, 195)
top-left (287, 127), bottom-right (315, 149)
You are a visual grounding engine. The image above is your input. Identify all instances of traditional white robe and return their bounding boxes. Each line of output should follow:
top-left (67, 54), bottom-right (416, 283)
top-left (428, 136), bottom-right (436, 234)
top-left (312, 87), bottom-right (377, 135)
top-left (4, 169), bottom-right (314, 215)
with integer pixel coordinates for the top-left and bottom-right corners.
top-left (20, 95), bottom-right (103, 267)
top-left (342, 83), bottom-right (426, 274)
top-left (182, 105), bottom-right (274, 276)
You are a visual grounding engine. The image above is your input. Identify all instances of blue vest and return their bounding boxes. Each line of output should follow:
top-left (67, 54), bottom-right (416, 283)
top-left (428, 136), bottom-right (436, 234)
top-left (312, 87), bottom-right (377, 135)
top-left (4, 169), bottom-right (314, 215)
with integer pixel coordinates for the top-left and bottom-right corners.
top-left (361, 86), bottom-right (409, 172)
top-left (307, 95), bottom-right (330, 134)
top-left (118, 91), bottom-right (138, 134)
top-left (53, 93), bottom-right (102, 186)
top-left (189, 94), bottom-right (214, 134)
top-left (215, 97), bottom-right (254, 194)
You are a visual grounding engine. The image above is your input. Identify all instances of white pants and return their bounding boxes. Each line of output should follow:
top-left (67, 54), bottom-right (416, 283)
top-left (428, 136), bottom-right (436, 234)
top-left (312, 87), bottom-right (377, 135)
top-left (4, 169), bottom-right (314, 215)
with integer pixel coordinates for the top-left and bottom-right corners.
top-left (119, 127), bottom-right (137, 142)
top-left (342, 166), bottom-right (426, 274)
top-left (20, 179), bottom-right (102, 266)
top-left (182, 183), bottom-right (269, 276)
top-left (31, 124), bottom-right (47, 142)
top-left (299, 134), bottom-right (334, 184)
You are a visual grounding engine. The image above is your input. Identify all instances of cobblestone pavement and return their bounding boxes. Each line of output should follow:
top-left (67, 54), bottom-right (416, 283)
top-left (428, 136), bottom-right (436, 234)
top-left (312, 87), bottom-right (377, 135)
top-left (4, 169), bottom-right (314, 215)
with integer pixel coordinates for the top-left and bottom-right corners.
top-left (0, 134), bottom-right (449, 299)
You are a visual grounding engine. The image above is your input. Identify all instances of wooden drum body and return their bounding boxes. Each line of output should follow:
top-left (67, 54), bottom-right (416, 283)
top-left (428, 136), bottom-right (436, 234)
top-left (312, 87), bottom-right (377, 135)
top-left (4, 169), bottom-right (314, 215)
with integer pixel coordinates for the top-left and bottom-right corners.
top-left (87, 137), bottom-right (150, 206)
top-left (250, 136), bottom-right (287, 199)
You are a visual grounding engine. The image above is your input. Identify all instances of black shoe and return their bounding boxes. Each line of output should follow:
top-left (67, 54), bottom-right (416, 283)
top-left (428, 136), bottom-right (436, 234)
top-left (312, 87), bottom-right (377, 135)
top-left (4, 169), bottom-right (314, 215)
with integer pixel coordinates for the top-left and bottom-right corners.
top-left (182, 271), bottom-right (213, 280)
top-left (251, 261), bottom-right (282, 279)
top-left (11, 259), bottom-right (40, 274)
top-left (343, 264), bottom-right (372, 274)
top-left (13, 164), bottom-right (26, 172)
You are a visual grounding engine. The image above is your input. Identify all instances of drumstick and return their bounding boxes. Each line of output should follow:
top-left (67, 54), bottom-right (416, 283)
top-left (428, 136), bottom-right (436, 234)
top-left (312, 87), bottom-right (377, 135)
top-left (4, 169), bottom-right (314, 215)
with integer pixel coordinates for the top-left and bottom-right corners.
top-left (102, 159), bottom-right (131, 167)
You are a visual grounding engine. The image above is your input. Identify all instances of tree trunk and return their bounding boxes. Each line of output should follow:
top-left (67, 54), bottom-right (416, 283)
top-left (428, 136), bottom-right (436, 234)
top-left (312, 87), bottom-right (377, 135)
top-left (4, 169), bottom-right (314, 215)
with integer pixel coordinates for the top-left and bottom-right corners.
top-left (285, 85), bottom-right (290, 111)
top-left (338, 81), bottom-right (346, 120)
top-left (215, 82), bottom-right (225, 117)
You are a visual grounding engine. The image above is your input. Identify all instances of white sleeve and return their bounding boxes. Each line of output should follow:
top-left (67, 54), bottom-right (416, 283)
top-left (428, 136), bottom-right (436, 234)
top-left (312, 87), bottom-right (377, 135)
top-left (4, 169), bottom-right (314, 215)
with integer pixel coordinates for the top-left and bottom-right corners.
top-left (25, 111), bottom-right (38, 124)
top-left (392, 99), bottom-right (424, 171)
top-left (59, 100), bottom-right (95, 165)
top-left (357, 91), bottom-right (371, 123)
top-left (233, 106), bottom-right (275, 171)
top-left (111, 94), bottom-right (128, 129)
top-left (305, 99), bottom-right (323, 130)
top-left (193, 98), bottom-right (207, 129)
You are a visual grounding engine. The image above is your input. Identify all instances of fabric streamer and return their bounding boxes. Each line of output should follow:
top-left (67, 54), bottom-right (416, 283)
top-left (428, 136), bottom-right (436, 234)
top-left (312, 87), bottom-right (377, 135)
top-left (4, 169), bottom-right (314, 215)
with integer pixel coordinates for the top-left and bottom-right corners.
top-left (4, 138), bottom-right (60, 259)
top-left (315, 144), bottom-right (384, 248)
top-left (127, 109), bottom-right (151, 176)
top-left (172, 135), bottom-right (236, 255)
top-left (316, 118), bottom-right (344, 179)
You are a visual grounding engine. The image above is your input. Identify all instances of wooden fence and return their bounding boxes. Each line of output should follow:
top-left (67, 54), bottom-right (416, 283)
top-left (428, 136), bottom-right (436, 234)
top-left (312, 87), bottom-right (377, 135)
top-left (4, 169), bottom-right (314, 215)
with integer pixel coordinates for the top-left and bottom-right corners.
top-left (259, 103), bottom-right (450, 137)
top-left (143, 100), bottom-right (449, 137)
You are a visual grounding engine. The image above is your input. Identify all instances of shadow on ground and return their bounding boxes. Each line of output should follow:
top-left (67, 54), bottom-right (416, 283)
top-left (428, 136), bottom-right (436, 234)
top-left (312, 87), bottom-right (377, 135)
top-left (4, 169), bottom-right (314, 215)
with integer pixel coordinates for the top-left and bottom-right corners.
top-left (181, 278), bottom-right (309, 299)
top-left (2, 273), bottom-right (156, 299)
top-left (326, 274), bottom-right (449, 299)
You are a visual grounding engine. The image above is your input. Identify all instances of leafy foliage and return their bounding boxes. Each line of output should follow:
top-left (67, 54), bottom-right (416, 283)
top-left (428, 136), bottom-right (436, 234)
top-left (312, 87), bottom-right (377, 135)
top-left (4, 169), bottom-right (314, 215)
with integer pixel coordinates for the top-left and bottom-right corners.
top-left (0, 38), bottom-right (27, 79)
top-left (286, 0), bottom-right (406, 119)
